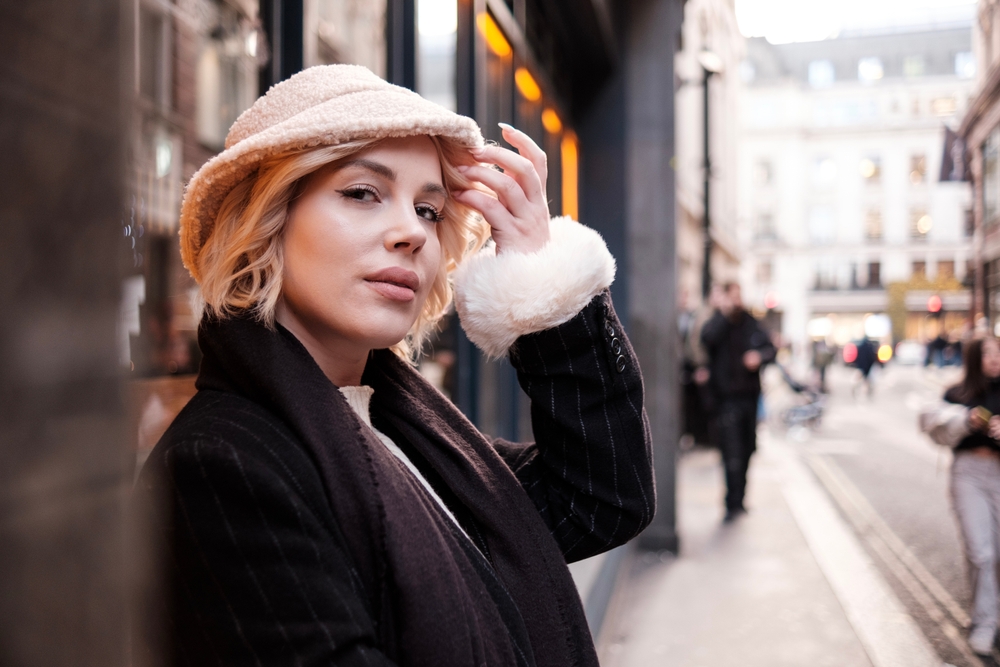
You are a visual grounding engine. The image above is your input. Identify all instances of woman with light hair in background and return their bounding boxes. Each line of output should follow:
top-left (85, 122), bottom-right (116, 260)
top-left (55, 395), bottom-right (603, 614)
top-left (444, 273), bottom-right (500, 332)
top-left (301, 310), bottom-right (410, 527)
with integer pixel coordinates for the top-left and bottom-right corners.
top-left (132, 65), bottom-right (654, 666)
top-left (921, 337), bottom-right (1000, 656)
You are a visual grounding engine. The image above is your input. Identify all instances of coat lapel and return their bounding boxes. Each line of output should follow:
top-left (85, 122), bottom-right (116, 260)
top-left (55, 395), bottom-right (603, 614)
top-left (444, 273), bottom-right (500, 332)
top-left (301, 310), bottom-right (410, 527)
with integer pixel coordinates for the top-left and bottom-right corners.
top-left (366, 350), bottom-right (595, 667)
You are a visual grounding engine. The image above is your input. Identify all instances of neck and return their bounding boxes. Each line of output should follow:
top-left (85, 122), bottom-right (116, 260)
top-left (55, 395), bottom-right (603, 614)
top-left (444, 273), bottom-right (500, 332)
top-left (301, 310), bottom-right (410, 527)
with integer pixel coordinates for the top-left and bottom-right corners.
top-left (275, 302), bottom-right (369, 387)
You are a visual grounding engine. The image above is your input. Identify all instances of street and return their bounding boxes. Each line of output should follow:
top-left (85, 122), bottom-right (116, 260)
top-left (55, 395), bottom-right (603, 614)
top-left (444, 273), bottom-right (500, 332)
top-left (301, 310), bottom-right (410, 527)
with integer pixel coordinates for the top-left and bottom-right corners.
top-left (599, 361), bottom-right (989, 666)
top-left (798, 362), bottom-right (977, 666)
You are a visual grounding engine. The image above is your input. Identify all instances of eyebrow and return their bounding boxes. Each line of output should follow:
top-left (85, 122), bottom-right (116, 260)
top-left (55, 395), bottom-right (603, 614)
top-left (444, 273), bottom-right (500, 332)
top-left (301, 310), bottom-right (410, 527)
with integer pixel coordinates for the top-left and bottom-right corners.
top-left (340, 158), bottom-right (396, 181)
top-left (339, 158), bottom-right (447, 198)
top-left (421, 182), bottom-right (448, 198)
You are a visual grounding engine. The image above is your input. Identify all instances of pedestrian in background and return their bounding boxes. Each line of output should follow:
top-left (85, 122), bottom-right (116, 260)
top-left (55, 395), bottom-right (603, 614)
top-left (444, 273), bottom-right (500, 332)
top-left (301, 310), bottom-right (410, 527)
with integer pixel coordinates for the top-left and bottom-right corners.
top-left (926, 330), bottom-right (949, 367)
top-left (919, 337), bottom-right (1000, 656)
top-left (851, 336), bottom-right (879, 398)
top-left (812, 338), bottom-right (834, 394)
top-left (701, 282), bottom-right (776, 522)
top-left (681, 284), bottom-right (724, 445)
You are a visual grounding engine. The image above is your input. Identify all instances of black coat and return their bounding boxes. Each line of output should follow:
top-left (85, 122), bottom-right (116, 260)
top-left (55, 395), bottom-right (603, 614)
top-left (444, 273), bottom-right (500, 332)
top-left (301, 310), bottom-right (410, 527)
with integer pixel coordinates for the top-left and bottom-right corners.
top-left (700, 308), bottom-right (776, 402)
top-left (944, 379), bottom-right (1000, 453)
top-left (133, 290), bottom-right (654, 667)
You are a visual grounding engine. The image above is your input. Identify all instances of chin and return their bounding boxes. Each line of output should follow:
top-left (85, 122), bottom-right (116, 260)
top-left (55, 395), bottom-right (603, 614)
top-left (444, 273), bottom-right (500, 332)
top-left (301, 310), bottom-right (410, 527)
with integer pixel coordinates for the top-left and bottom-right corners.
top-left (356, 313), bottom-right (418, 350)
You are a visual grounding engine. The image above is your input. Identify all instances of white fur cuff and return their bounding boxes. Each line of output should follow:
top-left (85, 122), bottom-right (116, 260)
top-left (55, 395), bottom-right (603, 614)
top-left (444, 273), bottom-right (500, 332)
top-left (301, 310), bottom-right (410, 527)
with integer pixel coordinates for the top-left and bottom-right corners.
top-left (453, 216), bottom-right (616, 358)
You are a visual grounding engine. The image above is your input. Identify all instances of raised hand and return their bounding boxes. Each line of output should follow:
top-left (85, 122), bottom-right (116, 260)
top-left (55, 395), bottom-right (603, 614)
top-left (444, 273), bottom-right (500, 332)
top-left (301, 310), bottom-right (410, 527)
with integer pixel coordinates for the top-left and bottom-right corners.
top-left (453, 123), bottom-right (552, 255)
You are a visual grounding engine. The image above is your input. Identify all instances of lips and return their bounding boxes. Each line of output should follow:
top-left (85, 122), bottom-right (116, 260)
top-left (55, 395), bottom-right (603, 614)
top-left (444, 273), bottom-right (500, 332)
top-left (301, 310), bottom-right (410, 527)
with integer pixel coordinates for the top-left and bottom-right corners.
top-left (365, 267), bottom-right (420, 302)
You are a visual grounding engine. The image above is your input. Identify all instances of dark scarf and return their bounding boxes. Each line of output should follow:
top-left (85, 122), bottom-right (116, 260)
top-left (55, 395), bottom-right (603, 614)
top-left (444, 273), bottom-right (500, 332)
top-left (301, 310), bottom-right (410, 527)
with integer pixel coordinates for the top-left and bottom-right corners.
top-left (195, 315), bottom-right (598, 667)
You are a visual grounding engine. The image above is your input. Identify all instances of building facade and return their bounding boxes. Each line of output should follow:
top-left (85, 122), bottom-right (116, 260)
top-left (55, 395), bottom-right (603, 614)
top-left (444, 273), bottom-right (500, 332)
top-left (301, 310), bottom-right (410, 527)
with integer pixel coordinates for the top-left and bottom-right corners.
top-left (960, 0), bottom-right (1000, 332)
top-left (675, 0), bottom-right (744, 307)
top-left (739, 26), bottom-right (975, 355)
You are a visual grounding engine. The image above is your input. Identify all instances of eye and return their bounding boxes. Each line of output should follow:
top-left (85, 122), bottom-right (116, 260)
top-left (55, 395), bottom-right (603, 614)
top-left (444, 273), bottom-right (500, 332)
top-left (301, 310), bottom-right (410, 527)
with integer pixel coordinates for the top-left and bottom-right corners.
top-left (337, 185), bottom-right (380, 203)
top-left (416, 203), bottom-right (445, 223)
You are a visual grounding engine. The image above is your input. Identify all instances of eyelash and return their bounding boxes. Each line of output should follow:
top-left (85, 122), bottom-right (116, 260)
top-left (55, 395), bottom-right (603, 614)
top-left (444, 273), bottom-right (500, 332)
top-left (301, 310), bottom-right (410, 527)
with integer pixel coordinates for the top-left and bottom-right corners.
top-left (338, 184), bottom-right (379, 202)
top-left (337, 185), bottom-right (445, 223)
top-left (416, 204), bottom-right (445, 224)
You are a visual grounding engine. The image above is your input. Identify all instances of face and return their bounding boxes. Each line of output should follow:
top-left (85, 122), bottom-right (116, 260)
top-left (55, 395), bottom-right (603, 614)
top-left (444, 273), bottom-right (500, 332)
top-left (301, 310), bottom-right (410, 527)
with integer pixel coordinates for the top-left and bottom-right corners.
top-left (983, 339), bottom-right (1000, 379)
top-left (278, 136), bottom-right (446, 355)
top-left (727, 284), bottom-right (743, 309)
top-left (707, 284), bottom-right (725, 309)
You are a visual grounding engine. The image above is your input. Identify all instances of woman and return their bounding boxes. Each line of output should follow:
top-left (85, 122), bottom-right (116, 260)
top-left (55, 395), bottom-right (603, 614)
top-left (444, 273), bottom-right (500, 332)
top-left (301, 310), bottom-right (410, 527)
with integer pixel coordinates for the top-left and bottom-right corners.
top-left (133, 65), bottom-right (653, 666)
top-left (920, 337), bottom-right (1000, 656)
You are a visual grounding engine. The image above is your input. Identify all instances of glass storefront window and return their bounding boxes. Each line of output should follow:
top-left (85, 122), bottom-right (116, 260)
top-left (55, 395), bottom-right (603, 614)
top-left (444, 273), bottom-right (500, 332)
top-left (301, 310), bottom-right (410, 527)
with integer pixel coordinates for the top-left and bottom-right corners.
top-left (138, 2), bottom-right (171, 109)
top-left (417, 0), bottom-right (457, 110)
top-left (196, 0), bottom-right (261, 150)
top-left (482, 12), bottom-right (514, 145)
top-left (128, 0), bottom-right (262, 458)
top-left (984, 127), bottom-right (1000, 227)
top-left (305, 0), bottom-right (387, 75)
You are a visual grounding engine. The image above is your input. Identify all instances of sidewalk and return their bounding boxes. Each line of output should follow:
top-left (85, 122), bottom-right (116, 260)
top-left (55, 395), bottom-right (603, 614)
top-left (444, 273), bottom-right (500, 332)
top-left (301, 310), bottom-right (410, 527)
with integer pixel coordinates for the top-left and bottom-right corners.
top-left (596, 431), bottom-right (940, 667)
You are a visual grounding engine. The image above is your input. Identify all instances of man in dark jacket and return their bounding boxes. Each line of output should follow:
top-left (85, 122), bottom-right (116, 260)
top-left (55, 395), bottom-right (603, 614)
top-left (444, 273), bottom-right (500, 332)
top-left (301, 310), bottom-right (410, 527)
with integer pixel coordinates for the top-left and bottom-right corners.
top-left (852, 336), bottom-right (879, 397)
top-left (701, 282), bottom-right (777, 522)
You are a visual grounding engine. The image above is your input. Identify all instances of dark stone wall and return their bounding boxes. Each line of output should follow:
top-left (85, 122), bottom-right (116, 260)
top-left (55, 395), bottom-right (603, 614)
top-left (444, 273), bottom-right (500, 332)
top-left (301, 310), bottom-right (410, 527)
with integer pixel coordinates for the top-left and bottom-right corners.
top-left (0, 1), bottom-right (129, 664)
top-left (579, 0), bottom-right (683, 553)
top-left (624, 0), bottom-right (683, 553)
top-left (578, 60), bottom-right (629, 326)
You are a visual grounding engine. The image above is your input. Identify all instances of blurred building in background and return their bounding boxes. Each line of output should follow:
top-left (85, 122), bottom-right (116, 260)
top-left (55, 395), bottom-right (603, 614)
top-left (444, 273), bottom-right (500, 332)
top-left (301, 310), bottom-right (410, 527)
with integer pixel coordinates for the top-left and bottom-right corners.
top-left (739, 22), bottom-right (975, 355)
top-left (126, 0), bottom-right (262, 457)
top-left (675, 0), bottom-right (744, 307)
top-left (959, 0), bottom-right (1000, 335)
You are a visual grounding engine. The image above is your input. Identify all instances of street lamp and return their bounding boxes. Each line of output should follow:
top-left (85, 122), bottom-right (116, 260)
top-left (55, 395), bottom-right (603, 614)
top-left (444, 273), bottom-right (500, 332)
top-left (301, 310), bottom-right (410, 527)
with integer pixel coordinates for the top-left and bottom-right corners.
top-left (698, 49), bottom-right (723, 300)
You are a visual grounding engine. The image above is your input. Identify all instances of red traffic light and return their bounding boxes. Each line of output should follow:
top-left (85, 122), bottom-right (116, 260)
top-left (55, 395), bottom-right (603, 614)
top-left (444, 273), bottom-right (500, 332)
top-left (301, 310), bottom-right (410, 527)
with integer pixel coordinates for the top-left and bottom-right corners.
top-left (927, 295), bottom-right (942, 313)
top-left (843, 342), bottom-right (858, 364)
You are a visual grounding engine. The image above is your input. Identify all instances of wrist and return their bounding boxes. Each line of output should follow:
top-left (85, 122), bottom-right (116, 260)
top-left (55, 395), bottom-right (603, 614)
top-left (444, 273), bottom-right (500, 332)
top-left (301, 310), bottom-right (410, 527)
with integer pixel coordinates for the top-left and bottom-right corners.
top-left (453, 216), bottom-right (616, 358)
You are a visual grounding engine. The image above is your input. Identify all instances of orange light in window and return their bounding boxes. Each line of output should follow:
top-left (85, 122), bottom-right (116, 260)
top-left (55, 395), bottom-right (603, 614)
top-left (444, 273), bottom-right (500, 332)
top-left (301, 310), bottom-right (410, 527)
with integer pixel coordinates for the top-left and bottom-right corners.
top-left (514, 67), bottom-right (541, 101)
top-left (541, 108), bottom-right (562, 134)
top-left (561, 132), bottom-right (578, 220)
top-left (476, 13), bottom-right (511, 58)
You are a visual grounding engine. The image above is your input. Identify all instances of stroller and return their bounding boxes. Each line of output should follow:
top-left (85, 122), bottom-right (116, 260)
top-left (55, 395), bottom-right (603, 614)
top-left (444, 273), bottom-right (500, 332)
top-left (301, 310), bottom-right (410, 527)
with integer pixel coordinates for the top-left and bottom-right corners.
top-left (776, 363), bottom-right (825, 428)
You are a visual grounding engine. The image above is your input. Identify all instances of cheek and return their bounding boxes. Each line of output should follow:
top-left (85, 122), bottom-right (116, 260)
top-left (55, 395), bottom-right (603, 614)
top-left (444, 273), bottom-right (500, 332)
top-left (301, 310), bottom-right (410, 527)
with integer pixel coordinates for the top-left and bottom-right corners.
top-left (282, 209), bottom-right (356, 298)
top-left (429, 228), bottom-right (444, 268)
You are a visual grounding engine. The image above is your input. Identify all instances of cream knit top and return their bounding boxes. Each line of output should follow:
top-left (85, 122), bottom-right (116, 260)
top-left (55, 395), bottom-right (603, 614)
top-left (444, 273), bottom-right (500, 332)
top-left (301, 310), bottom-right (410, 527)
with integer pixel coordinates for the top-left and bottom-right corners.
top-left (338, 386), bottom-right (467, 538)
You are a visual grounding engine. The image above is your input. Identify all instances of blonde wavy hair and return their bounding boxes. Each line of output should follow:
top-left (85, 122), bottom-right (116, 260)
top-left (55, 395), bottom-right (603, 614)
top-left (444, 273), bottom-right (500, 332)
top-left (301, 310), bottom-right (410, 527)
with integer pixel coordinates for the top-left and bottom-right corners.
top-left (197, 136), bottom-right (491, 359)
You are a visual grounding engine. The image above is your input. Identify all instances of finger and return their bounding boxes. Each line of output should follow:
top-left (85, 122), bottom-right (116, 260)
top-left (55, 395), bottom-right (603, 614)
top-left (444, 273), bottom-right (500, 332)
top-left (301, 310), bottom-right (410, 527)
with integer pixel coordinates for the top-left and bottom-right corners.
top-left (499, 123), bottom-right (548, 197)
top-left (472, 143), bottom-right (545, 205)
top-left (451, 189), bottom-right (517, 233)
top-left (457, 165), bottom-right (533, 220)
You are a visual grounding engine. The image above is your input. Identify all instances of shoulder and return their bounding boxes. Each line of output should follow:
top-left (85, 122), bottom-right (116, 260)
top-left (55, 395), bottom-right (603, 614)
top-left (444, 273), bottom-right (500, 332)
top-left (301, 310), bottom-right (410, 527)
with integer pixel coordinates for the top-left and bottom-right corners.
top-left (702, 311), bottom-right (727, 333)
top-left (157, 390), bottom-right (299, 459)
top-left (139, 389), bottom-right (325, 509)
top-left (742, 311), bottom-right (763, 329)
top-left (943, 385), bottom-right (966, 405)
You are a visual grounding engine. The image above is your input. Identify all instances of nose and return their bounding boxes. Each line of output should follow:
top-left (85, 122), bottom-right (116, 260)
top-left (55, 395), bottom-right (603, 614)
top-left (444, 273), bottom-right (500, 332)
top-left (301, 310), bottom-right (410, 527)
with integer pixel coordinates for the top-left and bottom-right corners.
top-left (384, 202), bottom-right (428, 254)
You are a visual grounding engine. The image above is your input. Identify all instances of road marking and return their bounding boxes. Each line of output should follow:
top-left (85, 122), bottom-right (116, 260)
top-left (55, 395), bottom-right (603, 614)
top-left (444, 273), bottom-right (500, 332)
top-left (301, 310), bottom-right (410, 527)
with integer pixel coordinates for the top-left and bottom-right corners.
top-left (771, 436), bottom-right (941, 667)
top-left (808, 453), bottom-right (989, 667)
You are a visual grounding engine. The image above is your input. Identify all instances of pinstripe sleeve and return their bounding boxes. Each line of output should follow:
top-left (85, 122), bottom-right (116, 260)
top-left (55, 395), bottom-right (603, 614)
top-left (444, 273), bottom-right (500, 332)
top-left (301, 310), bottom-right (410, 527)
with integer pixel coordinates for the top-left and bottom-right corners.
top-left (494, 290), bottom-right (655, 563)
top-left (135, 414), bottom-right (397, 667)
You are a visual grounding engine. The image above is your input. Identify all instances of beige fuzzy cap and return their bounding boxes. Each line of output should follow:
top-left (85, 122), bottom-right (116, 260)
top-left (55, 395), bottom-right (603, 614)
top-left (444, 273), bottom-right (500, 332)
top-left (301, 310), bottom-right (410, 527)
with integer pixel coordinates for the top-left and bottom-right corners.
top-left (178, 64), bottom-right (484, 282)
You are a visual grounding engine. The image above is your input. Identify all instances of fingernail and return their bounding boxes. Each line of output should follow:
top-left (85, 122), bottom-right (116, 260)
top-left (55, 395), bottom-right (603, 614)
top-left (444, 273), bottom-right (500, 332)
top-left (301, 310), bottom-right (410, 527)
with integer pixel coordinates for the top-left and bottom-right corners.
top-left (498, 122), bottom-right (516, 132)
top-left (456, 165), bottom-right (469, 172)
